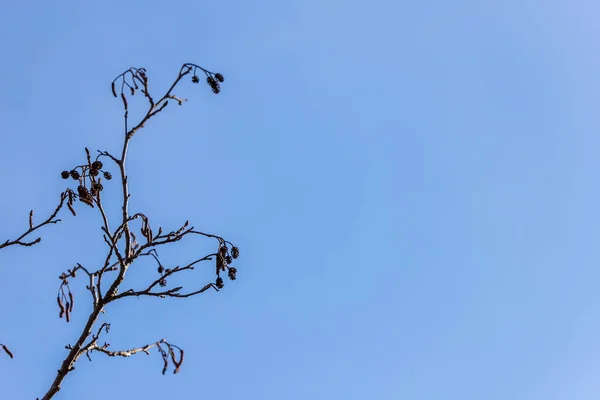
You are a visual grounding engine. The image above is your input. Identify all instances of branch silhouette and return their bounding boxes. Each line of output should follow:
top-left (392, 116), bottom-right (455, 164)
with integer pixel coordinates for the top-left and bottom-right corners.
top-left (1, 186), bottom-right (75, 358)
top-left (1, 191), bottom-right (70, 250)
top-left (1, 62), bottom-right (239, 399)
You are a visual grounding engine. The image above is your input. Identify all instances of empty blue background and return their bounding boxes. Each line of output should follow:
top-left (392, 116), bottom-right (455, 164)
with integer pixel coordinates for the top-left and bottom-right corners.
top-left (1, 0), bottom-right (600, 399)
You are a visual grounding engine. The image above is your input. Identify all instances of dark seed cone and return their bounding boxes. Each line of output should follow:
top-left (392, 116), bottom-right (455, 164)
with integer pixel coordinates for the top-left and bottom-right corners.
top-left (192, 75), bottom-right (199, 83)
top-left (103, 171), bottom-right (112, 180)
top-left (77, 185), bottom-right (94, 207)
top-left (77, 185), bottom-right (88, 197)
top-left (207, 77), bottom-right (220, 93)
top-left (158, 265), bottom-right (164, 274)
top-left (70, 170), bottom-right (80, 180)
top-left (92, 161), bottom-right (103, 170)
top-left (61, 171), bottom-right (70, 179)
top-left (216, 254), bottom-right (226, 274)
top-left (159, 278), bottom-right (167, 287)
top-left (225, 255), bottom-right (232, 264)
top-left (92, 183), bottom-right (103, 192)
top-left (228, 267), bottom-right (237, 281)
top-left (216, 276), bottom-right (224, 289)
top-left (219, 246), bottom-right (228, 257)
top-left (231, 246), bottom-right (240, 259)
top-left (89, 168), bottom-right (99, 177)
top-left (215, 73), bottom-right (224, 82)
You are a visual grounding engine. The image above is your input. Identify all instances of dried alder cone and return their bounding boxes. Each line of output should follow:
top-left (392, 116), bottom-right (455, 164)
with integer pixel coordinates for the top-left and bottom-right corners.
top-left (190, 68), bottom-right (224, 93)
top-left (111, 64), bottom-right (225, 102)
top-left (60, 149), bottom-right (111, 211)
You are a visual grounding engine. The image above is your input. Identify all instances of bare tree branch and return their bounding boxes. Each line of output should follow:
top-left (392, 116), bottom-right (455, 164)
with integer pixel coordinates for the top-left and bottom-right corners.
top-left (37, 63), bottom-right (237, 399)
top-left (85, 335), bottom-right (185, 375)
top-left (109, 254), bottom-right (219, 301)
top-left (0, 191), bottom-right (69, 250)
top-left (0, 190), bottom-right (77, 357)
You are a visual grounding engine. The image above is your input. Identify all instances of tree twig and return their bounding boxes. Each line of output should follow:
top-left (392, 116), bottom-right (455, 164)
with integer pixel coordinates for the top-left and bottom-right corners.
top-left (0, 191), bottom-right (68, 250)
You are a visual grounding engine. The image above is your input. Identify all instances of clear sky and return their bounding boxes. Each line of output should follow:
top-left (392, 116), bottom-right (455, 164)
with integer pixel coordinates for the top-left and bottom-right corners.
top-left (1, 0), bottom-right (600, 399)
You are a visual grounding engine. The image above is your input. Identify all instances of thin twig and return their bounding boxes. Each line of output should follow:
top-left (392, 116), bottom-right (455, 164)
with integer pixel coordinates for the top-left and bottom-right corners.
top-left (0, 192), bottom-right (68, 250)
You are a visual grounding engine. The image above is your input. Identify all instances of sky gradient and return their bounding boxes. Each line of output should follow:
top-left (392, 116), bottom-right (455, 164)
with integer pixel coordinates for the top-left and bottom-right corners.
top-left (1, 0), bottom-right (600, 399)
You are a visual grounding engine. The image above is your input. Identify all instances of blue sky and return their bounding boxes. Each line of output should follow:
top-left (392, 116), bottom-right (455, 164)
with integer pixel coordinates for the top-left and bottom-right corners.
top-left (1, 0), bottom-right (600, 399)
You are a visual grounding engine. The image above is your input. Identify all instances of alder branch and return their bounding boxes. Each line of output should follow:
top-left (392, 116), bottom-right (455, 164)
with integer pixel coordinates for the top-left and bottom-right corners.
top-left (81, 324), bottom-right (184, 373)
top-left (0, 190), bottom-right (74, 358)
top-left (0, 191), bottom-right (68, 250)
top-left (41, 298), bottom-right (105, 400)
top-left (109, 254), bottom-right (219, 301)
top-left (39, 63), bottom-right (235, 399)
top-left (87, 341), bottom-right (155, 358)
top-left (86, 336), bottom-right (184, 375)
